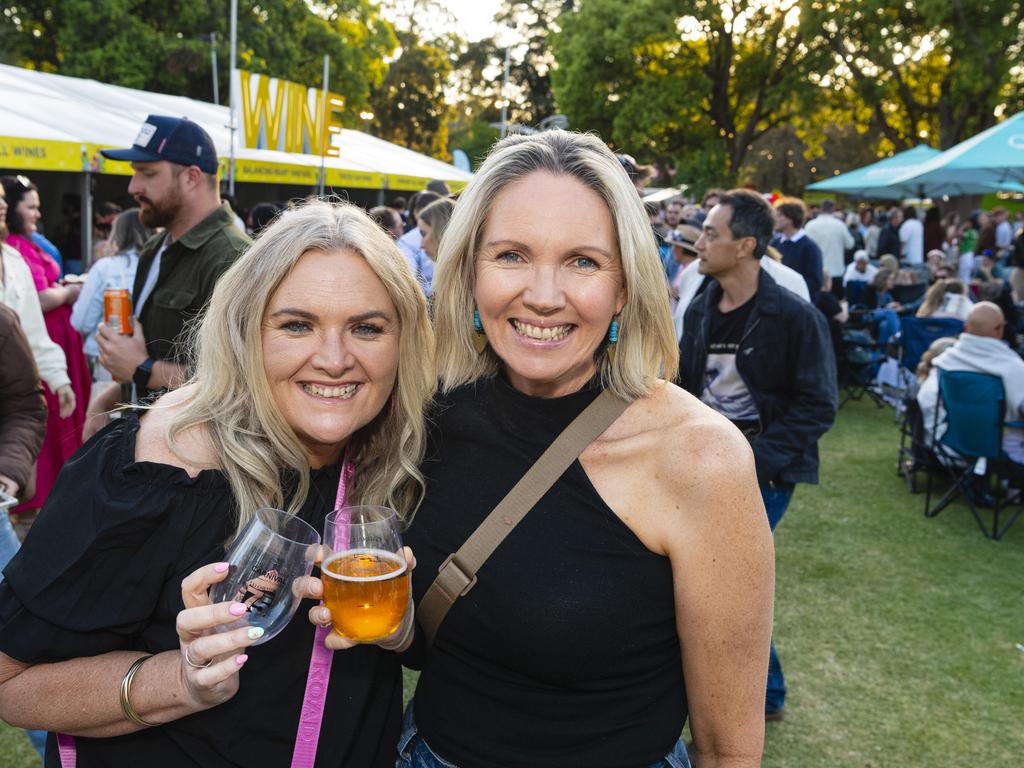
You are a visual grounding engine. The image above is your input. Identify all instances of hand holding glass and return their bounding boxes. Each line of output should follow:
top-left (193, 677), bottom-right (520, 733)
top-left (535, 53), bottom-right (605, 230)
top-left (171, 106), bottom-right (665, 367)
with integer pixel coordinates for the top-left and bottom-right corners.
top-left (209, 507), bottom-right (321, 644)
top-left (322, 506), bottom-right (410, 642)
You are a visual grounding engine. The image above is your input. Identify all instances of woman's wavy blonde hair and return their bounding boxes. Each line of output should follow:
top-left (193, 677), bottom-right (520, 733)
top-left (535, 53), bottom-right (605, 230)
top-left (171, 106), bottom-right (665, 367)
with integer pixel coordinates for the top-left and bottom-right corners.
top-left (167, 200), bottom-right (434, 536)
top-left (432, 131), bottom-right (678, 401)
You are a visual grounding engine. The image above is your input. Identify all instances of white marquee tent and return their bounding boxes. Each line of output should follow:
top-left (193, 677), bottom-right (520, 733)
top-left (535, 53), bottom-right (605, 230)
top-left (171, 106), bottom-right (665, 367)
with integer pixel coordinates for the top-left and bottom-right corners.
top-left (0, 63), bottom-right (472, 191)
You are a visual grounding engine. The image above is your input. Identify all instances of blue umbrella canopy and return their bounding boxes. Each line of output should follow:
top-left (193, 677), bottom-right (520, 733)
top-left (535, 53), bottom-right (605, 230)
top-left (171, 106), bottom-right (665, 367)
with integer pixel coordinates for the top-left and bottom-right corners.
top-left (806, 145), bottom-right (941, 199)
top-left (889, 111), bottom-right (1024, 193)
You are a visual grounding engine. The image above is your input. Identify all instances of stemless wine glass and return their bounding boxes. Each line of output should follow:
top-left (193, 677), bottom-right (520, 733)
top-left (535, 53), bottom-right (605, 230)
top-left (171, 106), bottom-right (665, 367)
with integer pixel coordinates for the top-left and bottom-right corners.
top-left (321, 505), bottom-right (410, 642)
top-left (209, 507), bottom-right (321, 645)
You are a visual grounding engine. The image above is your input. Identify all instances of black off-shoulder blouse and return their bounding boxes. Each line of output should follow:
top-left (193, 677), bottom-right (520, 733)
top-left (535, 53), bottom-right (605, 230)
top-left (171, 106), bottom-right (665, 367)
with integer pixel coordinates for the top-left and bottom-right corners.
top-left (0, 412), bottom-right (401, 768)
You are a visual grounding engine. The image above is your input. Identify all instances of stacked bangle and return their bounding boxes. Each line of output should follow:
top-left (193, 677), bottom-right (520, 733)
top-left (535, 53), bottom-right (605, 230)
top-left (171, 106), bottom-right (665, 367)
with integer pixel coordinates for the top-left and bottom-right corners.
top-left (120, 654), bottom-right (160, 728)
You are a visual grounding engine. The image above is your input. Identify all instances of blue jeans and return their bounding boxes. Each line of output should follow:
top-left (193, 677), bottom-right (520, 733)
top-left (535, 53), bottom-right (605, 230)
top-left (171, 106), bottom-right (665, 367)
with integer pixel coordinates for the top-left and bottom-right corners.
top-left (760, 482), bottom-right (794, 714)
top-left (865, 308), bottom-right (900, 346)
top-left (27, 729), bottom-right (45, 763)
top-left (0, 510), bottom-right (21, 578)
top-left (396, 703), bottom-right (691, 768)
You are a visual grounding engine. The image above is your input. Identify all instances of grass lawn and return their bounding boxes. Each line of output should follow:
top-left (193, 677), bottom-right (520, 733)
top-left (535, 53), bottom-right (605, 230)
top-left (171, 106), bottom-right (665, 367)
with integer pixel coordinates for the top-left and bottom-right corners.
top-left (2, 397), bottom-right (1021, 766)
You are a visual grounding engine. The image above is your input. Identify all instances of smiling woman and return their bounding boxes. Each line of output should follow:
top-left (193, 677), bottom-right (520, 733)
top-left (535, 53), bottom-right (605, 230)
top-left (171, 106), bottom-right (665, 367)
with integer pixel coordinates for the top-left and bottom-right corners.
top-left (401, 132), bottom-right (775, 768)
top-left (0, 201), bottom-right (435, 767)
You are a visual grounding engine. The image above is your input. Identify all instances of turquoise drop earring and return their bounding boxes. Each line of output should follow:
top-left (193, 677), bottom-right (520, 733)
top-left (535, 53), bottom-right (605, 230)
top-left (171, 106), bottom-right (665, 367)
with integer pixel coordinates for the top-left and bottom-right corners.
top-left (607, 318), bottom-right (619, 365)
top-left (472, 307), bottom-right (488, 354)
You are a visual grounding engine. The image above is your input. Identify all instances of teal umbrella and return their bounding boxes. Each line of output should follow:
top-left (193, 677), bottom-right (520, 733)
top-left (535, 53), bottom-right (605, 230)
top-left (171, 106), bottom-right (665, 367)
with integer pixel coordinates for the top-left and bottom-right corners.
top-left (807, 145), bottom-right (941, 199)
top-left (889, 111), bottom-right (1024, 194)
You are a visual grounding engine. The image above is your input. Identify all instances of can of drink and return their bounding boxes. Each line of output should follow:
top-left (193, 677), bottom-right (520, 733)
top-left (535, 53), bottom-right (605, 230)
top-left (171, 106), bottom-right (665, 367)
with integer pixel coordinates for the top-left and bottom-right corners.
top-left (103, 288), bottom-right (133, 335)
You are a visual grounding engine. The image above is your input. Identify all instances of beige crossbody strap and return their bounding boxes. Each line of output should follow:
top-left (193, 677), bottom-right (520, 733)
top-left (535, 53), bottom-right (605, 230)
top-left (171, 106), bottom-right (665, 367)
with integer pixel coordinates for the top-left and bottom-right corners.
top-left (418, 388), bottom-right (630, 646)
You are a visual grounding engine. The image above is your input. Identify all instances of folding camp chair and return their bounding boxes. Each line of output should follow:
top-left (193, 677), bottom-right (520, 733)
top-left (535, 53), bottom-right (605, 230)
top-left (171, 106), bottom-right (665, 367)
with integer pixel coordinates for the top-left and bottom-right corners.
top-left (844, 280), bottom-right (869, 308)
top-left (924, 370), bottom-right (1024, 540)
top-left (896, 396), bottom-right (937, 493)
top-left (880, 316), bottom-right (964, 419)
top-left (839, 328), bottom-right (885, 408)
top-left (892, 282), bottom-right (927, 308)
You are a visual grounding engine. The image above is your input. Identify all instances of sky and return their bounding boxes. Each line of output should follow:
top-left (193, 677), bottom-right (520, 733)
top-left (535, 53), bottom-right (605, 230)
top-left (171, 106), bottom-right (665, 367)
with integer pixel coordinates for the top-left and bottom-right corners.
top-left (432, 0), bottom-right (503, 41)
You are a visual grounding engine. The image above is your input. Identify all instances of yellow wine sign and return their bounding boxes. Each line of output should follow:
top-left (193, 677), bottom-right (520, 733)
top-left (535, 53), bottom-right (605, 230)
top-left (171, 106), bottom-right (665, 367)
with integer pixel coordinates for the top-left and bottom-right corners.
top-left (233, 69), bottom-right (344, 157)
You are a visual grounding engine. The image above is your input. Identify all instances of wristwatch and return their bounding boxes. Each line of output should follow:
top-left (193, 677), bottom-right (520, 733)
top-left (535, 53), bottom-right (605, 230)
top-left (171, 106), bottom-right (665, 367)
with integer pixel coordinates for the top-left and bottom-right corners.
top-left (133, 357), bottom-right (155, 392)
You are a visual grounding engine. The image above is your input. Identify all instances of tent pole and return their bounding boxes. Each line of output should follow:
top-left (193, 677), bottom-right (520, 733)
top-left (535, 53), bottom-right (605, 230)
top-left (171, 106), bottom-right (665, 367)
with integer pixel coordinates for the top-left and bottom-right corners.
top-left (228, 0), bottom-right (237, 196)
top-left (81, 171), bottom-right (93, 271)
top-left (210, 32), bottom-right (219, 106)
top-left (319, 55), bottom-right (329, 197)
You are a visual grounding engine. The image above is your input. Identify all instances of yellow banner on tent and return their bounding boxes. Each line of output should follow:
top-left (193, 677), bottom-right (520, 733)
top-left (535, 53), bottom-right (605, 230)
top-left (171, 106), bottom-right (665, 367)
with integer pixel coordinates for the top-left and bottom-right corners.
top-left (0, 137), bottom-right (86, 171)
top-left (233, 158), bottom-right (383, 189)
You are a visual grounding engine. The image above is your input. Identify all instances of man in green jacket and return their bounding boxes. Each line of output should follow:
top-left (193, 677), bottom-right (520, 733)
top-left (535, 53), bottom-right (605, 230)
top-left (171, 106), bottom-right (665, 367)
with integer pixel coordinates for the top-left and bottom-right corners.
top-left (96, 115), bottom-right (250, 402)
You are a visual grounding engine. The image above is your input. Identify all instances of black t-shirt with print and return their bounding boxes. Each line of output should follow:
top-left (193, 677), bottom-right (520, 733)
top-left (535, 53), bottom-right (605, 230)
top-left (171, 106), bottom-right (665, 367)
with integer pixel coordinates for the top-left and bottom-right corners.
top-left (701, 295), bottom-right (760, 436)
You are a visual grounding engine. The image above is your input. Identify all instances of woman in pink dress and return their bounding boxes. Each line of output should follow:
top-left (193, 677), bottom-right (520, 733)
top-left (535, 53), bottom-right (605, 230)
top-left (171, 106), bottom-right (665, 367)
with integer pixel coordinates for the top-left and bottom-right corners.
top-left (1, 176), bottom-right (90, 521)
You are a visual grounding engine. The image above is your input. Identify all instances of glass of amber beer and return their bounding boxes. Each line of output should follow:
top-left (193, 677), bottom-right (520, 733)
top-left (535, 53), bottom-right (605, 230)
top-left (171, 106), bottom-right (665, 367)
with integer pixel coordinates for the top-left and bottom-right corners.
top-left (322, 506), bottom-right (409, 642)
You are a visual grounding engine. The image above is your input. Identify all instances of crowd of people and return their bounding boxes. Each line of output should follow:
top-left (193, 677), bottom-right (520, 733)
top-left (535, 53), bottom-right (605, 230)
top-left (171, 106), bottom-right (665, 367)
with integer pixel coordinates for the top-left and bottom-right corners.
top-left (0, 111), bottom-right (1021, 768)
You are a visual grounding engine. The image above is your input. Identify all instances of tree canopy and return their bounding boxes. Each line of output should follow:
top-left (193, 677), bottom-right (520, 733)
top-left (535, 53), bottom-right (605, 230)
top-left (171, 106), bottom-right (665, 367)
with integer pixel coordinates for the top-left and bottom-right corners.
top-left (0, 0), bottom-right (396, 124)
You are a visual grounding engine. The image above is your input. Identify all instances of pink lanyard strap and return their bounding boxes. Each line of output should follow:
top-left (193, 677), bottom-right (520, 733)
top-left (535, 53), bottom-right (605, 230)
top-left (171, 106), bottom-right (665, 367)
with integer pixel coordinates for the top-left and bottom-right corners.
top-left (57, 732), bottom-right (76, 767)
top-left (291, 454), bottom-right (353, 768)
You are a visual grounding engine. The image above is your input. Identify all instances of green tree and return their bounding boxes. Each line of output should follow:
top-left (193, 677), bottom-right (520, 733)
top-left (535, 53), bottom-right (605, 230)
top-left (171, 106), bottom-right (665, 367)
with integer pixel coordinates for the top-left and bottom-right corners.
top-left (551, 0), bottom-right (830, 187)
top-left (370, 29), bottom-right (455, 158)
top-left (494, 0), bottom-right (576, 126)
top-left (803, 0), bottom-right (1024, 150)
top-left (0, 0), bottom-right (396, 124)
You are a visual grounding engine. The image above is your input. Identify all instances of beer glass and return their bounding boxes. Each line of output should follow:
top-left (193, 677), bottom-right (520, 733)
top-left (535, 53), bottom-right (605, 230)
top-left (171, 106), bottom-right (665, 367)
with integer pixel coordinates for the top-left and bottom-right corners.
top-left (322, 506), bottom-right (409, 642)
top-left (209, 507), bottom-right (321, 645)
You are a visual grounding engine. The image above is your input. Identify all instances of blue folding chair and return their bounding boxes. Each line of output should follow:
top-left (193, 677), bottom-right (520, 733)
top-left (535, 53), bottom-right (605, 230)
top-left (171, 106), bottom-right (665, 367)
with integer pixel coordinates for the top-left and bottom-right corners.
top-left (878, 316), bottom-right (963, 420)
top-left (924, 370), bottom-right (1024, 540)
top-left (844, 280), bottom-right (869, 308)
top-left (898, 316), bottom-right (964, 374)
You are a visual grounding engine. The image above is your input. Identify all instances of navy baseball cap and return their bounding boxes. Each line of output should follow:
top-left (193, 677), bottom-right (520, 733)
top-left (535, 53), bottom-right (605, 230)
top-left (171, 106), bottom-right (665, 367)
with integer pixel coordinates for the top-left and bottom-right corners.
top-left (101, 115), bottom-right (218, 174)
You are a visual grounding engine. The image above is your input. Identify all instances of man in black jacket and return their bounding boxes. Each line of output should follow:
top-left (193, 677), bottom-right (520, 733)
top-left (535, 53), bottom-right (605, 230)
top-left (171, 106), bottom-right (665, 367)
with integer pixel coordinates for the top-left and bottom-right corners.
top-left (678, 189), bottom-right (838, 722)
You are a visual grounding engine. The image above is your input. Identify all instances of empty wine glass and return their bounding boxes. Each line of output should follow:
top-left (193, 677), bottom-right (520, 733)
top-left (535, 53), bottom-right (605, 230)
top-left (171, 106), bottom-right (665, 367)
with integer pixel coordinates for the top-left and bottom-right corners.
top-left (209, 507), bottom-right (321, 645)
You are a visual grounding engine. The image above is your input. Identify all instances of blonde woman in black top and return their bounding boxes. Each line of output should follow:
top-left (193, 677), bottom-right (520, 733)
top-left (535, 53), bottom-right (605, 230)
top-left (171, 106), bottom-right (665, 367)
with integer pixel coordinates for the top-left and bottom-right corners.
top-left (394, 133), bottom-right (773, 768)
top-left (0, 202), bottom-right (434, 767)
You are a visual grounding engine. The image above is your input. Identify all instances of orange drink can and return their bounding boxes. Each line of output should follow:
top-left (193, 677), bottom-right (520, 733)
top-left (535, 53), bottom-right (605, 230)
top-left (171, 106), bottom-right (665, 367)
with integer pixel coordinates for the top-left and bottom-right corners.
top-left (103, 288), bottom-right (134, 335)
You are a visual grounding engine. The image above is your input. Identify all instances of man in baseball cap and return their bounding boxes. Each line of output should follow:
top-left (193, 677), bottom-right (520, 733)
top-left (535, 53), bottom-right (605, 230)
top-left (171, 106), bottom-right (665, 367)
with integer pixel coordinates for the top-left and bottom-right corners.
top-left (93, 115), bottom-right (248, 417)
top-left (101, 115), bottom-right (219, 174)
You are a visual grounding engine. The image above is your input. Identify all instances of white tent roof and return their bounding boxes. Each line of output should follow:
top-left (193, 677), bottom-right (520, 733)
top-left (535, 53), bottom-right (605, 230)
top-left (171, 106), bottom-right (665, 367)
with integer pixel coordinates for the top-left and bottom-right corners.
top-left (0, 63), bottom-right (471, 190)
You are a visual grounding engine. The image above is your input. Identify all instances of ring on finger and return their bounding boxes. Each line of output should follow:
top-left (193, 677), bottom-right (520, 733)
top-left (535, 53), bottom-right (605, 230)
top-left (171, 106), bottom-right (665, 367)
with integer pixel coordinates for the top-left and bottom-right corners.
top-left (184, 645), bottom-right (212, 669)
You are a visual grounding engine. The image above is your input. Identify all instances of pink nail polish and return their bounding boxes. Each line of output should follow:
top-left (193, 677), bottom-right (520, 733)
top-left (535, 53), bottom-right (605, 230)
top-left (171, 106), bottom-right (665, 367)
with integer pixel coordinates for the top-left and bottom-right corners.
top-left (214, 562), bottom-right (230, 573)
top-left (235, 654), bottom-right (248, 666)
top-left (229, 602), bottom-right (247, 616)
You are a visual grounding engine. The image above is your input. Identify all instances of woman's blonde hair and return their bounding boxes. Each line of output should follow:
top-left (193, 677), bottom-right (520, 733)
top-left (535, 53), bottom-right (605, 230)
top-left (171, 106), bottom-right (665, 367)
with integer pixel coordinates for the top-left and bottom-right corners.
top-left (915, 336), bottom-right (957, 382)
top-left (418, 197), bottom-right (454, 238)
top-left (432, 131), bottom-right (678, 401)
top-left (916, 280), bottom-right (948, 317)
top-left (167, 200), bottom-right (434, 535)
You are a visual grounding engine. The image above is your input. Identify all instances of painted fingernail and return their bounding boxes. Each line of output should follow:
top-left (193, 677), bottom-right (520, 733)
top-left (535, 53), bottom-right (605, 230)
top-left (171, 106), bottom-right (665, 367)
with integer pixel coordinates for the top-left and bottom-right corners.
top-left (247, 627), bottom-right (265, 640)
top-left (235, 654), bottom-right (248, 666)
top-left (319, 608), bottom-right (331, 625)
top-left (229, 602), bottom-right (247, 616)
top-left (214, 562), bottom-right (230, 573)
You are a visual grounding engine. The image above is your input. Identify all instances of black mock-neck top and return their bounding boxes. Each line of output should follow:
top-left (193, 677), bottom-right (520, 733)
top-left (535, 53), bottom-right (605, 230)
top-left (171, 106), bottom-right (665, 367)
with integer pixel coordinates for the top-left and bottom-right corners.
top-left (405, 375), bottom-right (686, 768)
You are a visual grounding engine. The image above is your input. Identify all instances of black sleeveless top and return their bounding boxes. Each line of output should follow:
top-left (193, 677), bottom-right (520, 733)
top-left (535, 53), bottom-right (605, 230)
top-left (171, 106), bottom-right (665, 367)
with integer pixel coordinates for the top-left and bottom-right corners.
top-left (405, 376), bottom-right (686, 768)
top-left (0, 412), bottom-right (401, 767)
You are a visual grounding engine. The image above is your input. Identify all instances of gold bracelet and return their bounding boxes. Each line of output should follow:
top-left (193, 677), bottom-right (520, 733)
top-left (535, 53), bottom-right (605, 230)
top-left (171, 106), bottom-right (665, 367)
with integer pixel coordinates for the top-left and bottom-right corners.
top-left (120, 654), bottom-right (160, 728)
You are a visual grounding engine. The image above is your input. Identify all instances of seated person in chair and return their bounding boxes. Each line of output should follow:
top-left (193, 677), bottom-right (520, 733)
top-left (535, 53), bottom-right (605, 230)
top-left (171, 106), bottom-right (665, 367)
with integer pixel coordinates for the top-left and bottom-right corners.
top-left (917, 302), bottom-right (1024, 462)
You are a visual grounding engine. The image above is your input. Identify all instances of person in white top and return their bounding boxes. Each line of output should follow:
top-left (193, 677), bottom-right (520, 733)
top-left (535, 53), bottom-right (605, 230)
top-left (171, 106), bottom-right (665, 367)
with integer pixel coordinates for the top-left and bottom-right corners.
top-left (917, 302), bottom-right (1024, 462)
top-left (899, 206), bottom-right (925, 265)
top-left (803, 199), bottom-right (854, 279)
top-left (397, 191), bottom-right (441, 298)
top-left (842, 250), bottom-right (878, 286)
top-left (0, 187), bottom-right (74, 416)
top-left (71, 208), bottom-right (149, 378)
